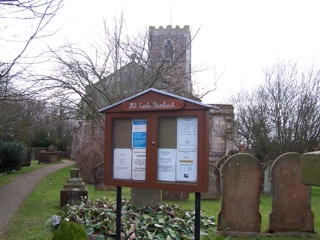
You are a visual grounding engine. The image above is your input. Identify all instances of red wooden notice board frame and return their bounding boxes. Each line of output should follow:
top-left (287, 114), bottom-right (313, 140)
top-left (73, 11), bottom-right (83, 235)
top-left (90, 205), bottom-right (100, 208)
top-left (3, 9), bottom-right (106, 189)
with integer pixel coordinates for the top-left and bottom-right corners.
top-left (99, 88), bottom-right (214, 193)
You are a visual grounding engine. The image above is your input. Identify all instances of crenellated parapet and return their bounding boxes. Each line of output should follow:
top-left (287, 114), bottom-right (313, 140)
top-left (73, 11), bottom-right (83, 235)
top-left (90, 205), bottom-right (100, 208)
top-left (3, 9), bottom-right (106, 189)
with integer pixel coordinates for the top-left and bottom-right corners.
top-left (149, 25), bottom-right (190, 35)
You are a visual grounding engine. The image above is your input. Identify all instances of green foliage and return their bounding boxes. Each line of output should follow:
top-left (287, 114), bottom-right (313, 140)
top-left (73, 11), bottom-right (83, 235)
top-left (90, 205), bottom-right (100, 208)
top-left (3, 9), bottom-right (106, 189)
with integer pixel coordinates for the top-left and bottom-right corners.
top-left (31, 130), bottom-right (55, 148)
top-left (4, 164), bottom-right (320, 240)
top-left (52, 220), bottom-right (87, 240)
top-left (0, 160), bottom-right (44, 186)
top-left (60, 197), bottom-right (216, 239)
top-left (211, 235), bottom-right (226, 240)
top-left (0, 139), bottom-right (26, 172)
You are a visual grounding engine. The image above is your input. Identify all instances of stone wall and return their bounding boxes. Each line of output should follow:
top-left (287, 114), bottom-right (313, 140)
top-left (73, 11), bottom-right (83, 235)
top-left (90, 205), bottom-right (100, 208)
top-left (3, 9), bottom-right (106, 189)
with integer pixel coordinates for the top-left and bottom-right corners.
top-left (209, 104), bottom-right (238, 164)
top-left (148, 25), bottom-right (192, 95)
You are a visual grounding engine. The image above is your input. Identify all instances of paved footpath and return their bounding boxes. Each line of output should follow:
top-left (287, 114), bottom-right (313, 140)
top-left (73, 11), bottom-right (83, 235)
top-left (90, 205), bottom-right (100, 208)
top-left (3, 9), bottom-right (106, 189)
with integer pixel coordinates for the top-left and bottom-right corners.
top-left (0, 160), bottom-right (74, 239)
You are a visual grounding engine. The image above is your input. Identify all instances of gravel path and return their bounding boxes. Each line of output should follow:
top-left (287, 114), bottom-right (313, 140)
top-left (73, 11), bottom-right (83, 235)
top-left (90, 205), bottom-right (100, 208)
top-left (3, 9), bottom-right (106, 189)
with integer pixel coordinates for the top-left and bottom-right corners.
top-left (0, 160), bottom-right (74, 239)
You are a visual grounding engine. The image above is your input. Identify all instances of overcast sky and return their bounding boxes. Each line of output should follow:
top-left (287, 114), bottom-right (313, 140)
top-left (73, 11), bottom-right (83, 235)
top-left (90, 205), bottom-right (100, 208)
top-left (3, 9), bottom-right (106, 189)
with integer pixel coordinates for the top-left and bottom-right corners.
top-left (48, 0), bottom-right (320, 103)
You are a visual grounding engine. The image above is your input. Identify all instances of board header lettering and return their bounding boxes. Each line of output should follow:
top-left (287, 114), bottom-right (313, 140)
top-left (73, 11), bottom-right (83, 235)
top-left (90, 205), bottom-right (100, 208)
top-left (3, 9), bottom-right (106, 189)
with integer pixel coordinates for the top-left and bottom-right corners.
top-left (121, 99), bottom-right (184, 111)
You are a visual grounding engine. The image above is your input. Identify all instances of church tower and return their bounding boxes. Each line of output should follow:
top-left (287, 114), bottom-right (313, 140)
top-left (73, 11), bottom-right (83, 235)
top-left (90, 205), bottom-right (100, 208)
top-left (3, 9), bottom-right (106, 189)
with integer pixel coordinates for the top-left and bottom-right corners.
top-left (148, 25), bottom-right (192, 96)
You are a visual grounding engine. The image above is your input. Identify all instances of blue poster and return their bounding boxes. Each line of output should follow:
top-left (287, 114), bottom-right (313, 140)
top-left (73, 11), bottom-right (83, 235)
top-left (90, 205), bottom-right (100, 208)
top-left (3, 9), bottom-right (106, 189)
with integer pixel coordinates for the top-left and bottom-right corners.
top-left (132, 119), bottom-right (147, 148)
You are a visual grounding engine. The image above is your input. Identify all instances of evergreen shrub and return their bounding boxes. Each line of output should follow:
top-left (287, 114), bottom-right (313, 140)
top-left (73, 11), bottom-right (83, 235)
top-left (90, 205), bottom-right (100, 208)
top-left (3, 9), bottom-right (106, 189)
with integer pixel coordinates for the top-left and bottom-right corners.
top-left (0, 140), bottom-right (26, 172)
top-left (52, 220), bottom-right (88, 240)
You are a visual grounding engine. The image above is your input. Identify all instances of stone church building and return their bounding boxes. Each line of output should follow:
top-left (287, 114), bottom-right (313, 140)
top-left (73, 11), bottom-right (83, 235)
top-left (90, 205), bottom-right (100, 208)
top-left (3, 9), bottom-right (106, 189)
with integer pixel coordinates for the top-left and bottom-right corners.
top-left (71, 25), bottom-right (238, 165)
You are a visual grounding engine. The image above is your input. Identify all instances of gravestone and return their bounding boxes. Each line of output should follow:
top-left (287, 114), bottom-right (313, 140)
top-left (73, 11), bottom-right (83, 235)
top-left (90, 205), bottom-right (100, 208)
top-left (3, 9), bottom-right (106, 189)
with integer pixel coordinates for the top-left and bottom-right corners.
top-left (217, 155), bottom-right (230, 169)
top-left (93, 162), bottom-right (106, 190)
top-left (131, 188), bottom-right (162, 208)
top-left (33, 147), bottom-right (47, 160)
top-left (38, 152), bottom-right (57, 164)
top-left (269, 152), bottom-right (314, 232)
top-left (262, 160), bottom-right (273, 194)
top-left (162, 190), bottom-right (189, 201)
top-left (36, 145), bottom-right (58, 164)
top-left (301, 151), bottom-right (320, 186)
top-left (202, 163), bottom-right (220, 200)
top-left (93, 162), bottom-right (116, 191)
top-left (60, 168), bottom-right (88, 207)
top-left (218, 153), bottom-right (262, 233)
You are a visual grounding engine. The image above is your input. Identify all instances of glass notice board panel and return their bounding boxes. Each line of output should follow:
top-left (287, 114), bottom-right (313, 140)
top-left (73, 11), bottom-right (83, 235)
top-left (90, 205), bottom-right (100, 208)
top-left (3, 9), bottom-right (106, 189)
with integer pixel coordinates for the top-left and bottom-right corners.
top-left (157, 116), bottom-right (198, 183)
top-left (112, 118), bottom-right (147, 181)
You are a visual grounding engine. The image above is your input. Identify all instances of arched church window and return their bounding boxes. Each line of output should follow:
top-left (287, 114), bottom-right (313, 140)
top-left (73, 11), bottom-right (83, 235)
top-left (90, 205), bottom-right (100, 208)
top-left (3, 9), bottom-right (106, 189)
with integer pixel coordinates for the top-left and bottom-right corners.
top-left (162, 39), bottom-right (175, 61)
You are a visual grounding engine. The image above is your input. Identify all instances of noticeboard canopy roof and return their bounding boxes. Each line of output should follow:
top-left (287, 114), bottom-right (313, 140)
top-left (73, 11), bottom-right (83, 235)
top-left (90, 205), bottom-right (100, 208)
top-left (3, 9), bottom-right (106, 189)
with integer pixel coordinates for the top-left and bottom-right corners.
top-left (98, 88), bottom-right (218, 113)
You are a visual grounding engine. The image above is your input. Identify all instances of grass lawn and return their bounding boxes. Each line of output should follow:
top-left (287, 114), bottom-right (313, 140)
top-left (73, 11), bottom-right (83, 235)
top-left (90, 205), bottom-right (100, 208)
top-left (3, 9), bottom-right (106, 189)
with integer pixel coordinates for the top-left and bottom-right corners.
top-left (0, 160), bottom-right (47, 187)
top-left (2, 164), bottom-right (320, 240)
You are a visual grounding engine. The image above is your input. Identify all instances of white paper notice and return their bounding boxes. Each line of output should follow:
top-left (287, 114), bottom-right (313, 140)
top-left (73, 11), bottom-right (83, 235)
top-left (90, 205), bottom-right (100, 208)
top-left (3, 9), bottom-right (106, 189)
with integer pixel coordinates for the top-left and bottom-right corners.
top-left (177, 117), bottom-right (198, 148)
top-left (113, 148), bottom-right (132, 179)
top-left (176, 149), bottom-right (197, 182)
top-left (157, 148), bottom-right (176, 182)
top-left (132, 149), bottom-right (146, 180)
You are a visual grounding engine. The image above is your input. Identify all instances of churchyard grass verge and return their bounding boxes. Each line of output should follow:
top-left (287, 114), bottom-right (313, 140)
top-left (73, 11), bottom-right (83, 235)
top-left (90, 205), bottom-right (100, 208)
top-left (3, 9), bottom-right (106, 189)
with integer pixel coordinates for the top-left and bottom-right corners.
top-left (3, 164), bottom-right (320, 239)
top-left (0, 160), bottom-right (46, 186)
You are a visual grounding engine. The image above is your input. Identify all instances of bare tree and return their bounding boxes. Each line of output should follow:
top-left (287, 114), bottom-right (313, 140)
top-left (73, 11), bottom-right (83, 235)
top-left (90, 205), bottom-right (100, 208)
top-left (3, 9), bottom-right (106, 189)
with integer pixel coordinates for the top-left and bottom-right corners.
top-left (230, 61), bottom-right (320, 161)
top-left (0, 0), bottom-right (63, 101)
top-left (41, 15), bottom-right (215, 122)
top-left (0, 96), bottom-right (74, 150)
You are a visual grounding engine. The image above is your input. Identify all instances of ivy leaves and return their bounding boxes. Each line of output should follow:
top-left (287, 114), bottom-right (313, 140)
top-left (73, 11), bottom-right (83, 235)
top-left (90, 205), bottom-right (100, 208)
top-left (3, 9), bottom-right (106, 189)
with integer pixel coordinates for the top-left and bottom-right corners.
top-left (60, 197), bottom-right (216, 239)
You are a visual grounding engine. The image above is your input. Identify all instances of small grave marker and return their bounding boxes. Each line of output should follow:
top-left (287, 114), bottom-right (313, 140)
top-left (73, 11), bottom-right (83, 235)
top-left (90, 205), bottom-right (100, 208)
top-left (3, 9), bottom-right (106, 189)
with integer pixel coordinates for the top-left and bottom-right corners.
top-left (60, 168), bottom-right (88, 207)
top-left (262, 160), bottom-right (273, 194)
top-left (202, 163), bottom-right (220, 200)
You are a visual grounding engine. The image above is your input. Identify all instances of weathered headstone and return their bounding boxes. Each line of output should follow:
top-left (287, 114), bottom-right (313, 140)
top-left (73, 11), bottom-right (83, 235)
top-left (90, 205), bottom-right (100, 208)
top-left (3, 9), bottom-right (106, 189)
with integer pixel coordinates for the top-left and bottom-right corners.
top-left (218, 153), bottom-right (262, 233)
top-left (60, 168), bottom-right (88, 207)
top-left (202, 163), bottom-right (220, 200)
top-left (269, 152), bottom-right (314, 232)
top-left (33, 147), bottom-right (47, 160)
top-left (92, 162), bottom-right (116, 191)
top-left (93, 162), bottom-right (105, 190)
top-left (262, 160), bottom-right (273, 194)
top-left (217, 155), bottom-right (230, 169)
top-left (162, 190), bottom-right (189, 201)
top-left (38, 151), bottom-right (57, 164)
top-left (301, 151), bottom-right (320, 186)
top-left (131, 188), bottom-right (161, 208)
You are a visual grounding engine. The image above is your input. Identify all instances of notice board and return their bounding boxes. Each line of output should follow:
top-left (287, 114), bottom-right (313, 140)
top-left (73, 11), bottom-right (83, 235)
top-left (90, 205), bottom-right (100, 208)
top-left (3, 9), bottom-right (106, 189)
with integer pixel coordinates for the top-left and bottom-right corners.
top-left (99, 88), bottom-right (214, 192)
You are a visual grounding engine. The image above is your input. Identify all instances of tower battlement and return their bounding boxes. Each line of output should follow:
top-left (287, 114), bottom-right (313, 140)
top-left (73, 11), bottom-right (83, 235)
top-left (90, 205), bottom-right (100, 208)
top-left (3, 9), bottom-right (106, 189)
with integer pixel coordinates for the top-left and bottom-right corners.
top-left (149, 25), bottom-right (190, 30)
top-left (149, 25), bottom-right (190, 35)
